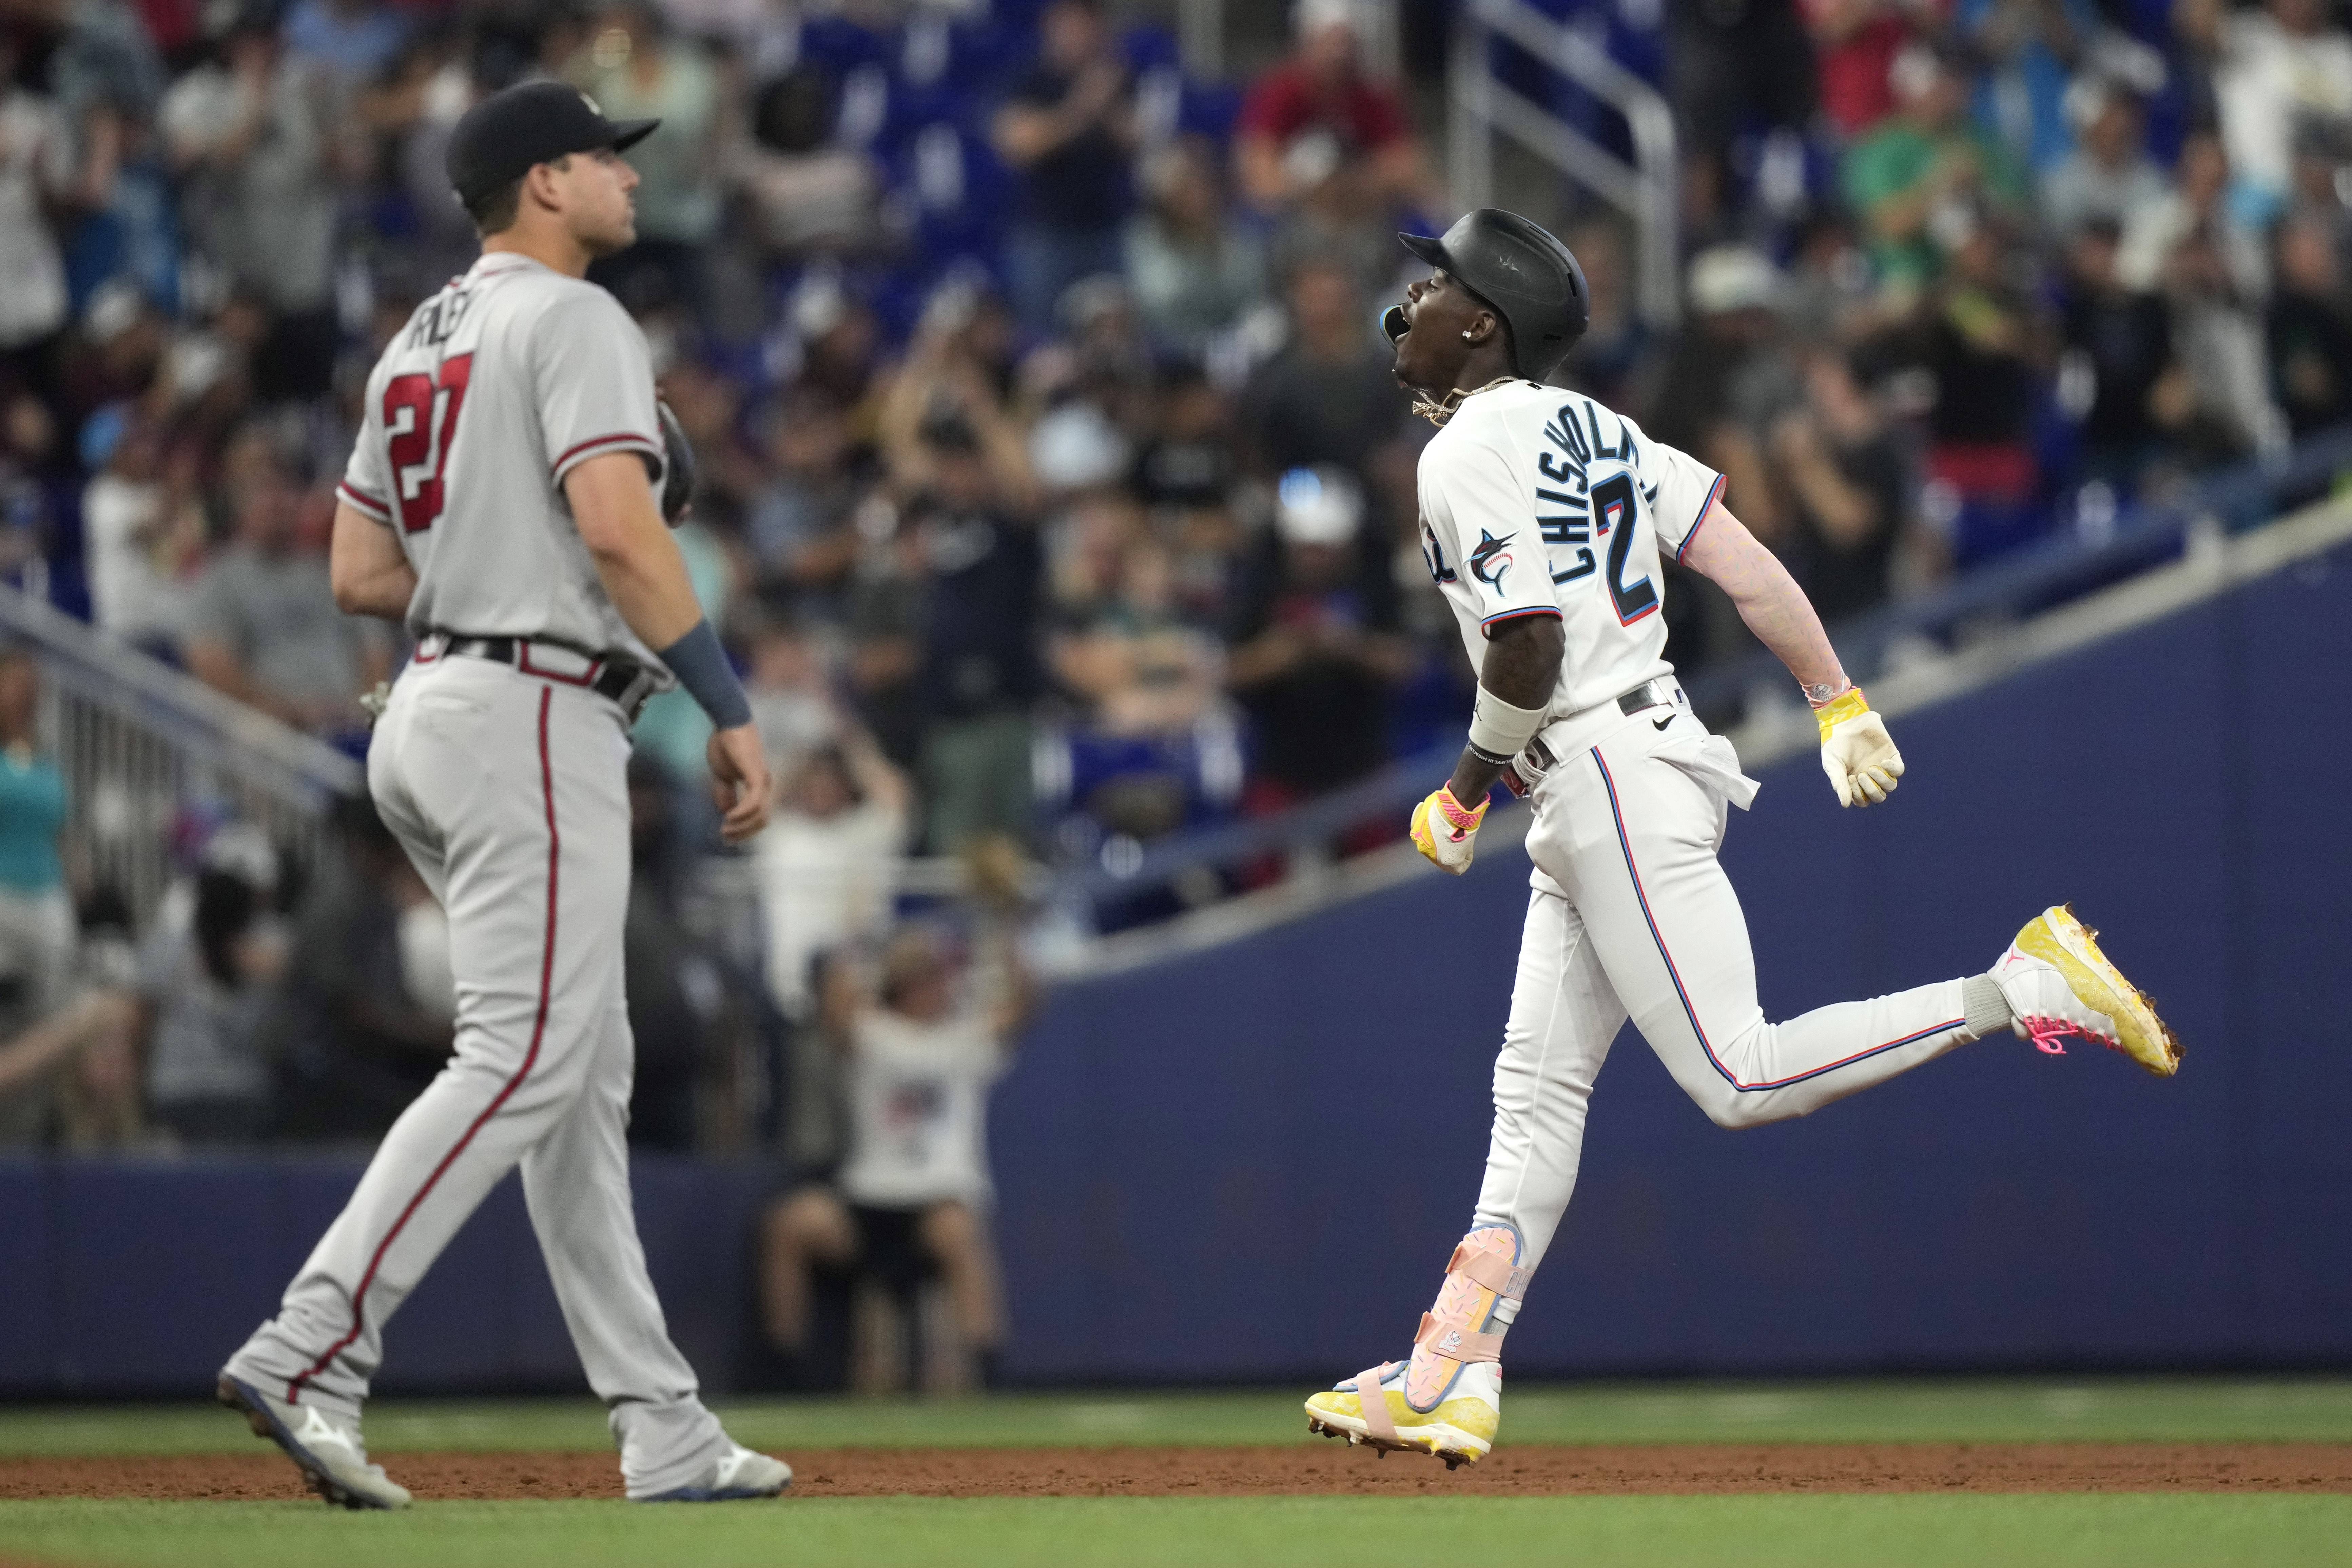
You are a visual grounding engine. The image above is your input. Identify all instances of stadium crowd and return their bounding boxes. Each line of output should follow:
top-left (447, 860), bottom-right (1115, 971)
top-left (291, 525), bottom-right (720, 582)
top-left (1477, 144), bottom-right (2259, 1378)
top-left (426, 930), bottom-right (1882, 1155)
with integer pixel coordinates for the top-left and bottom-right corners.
top-left (0, 0), bottom-right (2346, 1178)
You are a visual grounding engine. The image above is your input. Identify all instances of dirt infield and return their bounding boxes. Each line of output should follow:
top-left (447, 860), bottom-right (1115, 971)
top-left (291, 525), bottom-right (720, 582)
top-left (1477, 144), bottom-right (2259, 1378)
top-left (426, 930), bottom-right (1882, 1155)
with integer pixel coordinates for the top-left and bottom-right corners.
top-left (7, 1444), bottom-right (2352, 1500)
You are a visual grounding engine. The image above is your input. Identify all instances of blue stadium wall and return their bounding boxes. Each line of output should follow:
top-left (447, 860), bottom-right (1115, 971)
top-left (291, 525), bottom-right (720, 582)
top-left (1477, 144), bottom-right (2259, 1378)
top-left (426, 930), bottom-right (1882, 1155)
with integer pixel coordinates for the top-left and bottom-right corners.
top-left (5, 534), bottom-right (2350, 1396)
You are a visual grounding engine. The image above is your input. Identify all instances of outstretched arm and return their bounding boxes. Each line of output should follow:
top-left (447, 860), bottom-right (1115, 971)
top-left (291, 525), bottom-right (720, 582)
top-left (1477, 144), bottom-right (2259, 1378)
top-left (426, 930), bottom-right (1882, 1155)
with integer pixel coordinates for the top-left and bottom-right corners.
top-left (1677, 497), bottom-right (1847, 696)
top-left (1680, 496), bottom-right (1904, 808)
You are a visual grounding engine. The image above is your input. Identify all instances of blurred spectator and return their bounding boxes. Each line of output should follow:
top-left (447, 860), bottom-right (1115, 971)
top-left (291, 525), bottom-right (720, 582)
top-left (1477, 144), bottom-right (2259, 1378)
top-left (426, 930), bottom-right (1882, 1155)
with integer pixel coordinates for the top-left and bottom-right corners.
top-left (1123, 138), bottom-right (1266, 352)
top-left (1053, 537), bottom-right (1221, 737)
top-left (629, 508), bottom-right (739, 815)
top-left (0, 890), bottom-right (144, 1149)
top-left (0, 986), bottom-right (140, 1138)
top-left (746, 386), bottom-right (868, 616)
top-left (574, 0), bottom-right (723, 313)
top-left (1771, 350), bottom-right (1911, 621)
top-left (1801, 0), bottom-right (1914, 141)
top-left (282, 0), bottom-right (408, 85)
top-left (658, 360), bottom-right (766, 537)
top-left (268, 794), bottom-right (453, 1141)
top-left (992, 0), bottom-right (1136, 333)
top-left (0, 43), bottom-right (74, 387)
top-left (732, 65), bottom-right (884, 263)
top-left (0, 648), bottom-right (73, 1012)
top-left (2120, 130), bottom-right (2289, 458)
top-left (1669, 0), bottom-right (1816, 234)
top-left (1844, 42), bottom-right (2031, 293)
top-left (1557, 218), bottom-right (1654, 410)
top-left (753, 723), bottom-right (909, 1026)
top-left (1239, 258), bottom-right (1405, 485)
top-left (1958, 0), bottom-right (2095, 176)
top-left (905, 419), bottom-right (1044, 853)
top-left (2266, 212), bottom-right (2352, 437)
top-left (183, 456), bottom-right (390, 733)
top-left (140, 824), bottom-right (283, 1144)
top-left (759, 923), bottom-right (1032, 1392)
top-left (1263, 143), bottom-right (1404, 312)
top-left (1233, 0), bottom-right (1435, 217)
top-left (2058, 219), bottom-right (2180, 488)
top-left (2213, 0), bottom-right (2352, 214)
top-left (625, 754), bottom-right (757, 1151)
top-left (1920, 220), bottom-right (2050, 564)
top-left (159, 6), bottom-right (362, 400)
top-left (1225, 465), bottom-right (1408, 809)
top-left (0, 647), bottom-right (70, 1142)
top-left (1646, 247), bottom-right (1800, 545)
top-left (81, 411), bottom-right (202, 655)
top-left (2041, 77), bottom-right (2170, 239)
top-left (742, 617), bottom-right (845, 779)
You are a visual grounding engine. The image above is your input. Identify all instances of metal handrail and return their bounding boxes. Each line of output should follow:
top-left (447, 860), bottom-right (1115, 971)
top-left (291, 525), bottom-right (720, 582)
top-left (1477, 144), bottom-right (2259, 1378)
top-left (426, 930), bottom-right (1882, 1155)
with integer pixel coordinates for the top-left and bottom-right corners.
top-left (0, 583), bottom-right (361, 916)
top-left (1450, 0), bottom-right (1680, 327)
top-left (0, 584), bottom-right (362, 805)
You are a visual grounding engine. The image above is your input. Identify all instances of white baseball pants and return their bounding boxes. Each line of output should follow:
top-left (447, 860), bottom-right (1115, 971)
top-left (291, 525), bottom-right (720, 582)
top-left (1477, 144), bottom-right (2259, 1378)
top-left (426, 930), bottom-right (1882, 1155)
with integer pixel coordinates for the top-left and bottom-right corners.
top-left (225, 654), bottom-right (730, 1498)
top-left (1473, 705), bottom-right (1977, 1282)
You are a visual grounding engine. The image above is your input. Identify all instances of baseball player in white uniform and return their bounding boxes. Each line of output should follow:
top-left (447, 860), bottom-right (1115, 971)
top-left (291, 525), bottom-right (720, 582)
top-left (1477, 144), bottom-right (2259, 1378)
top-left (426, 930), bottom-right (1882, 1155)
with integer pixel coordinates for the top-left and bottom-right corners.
top-left (215, 82), bottom-right (789, 1508)
top-left (1303, 211), bottom-right (2183, 1467)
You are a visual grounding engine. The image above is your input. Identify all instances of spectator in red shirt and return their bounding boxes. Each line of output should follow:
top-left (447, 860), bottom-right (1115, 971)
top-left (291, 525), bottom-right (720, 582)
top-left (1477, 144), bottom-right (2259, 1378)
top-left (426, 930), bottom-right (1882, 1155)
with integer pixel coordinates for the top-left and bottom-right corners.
top-left (1801, 0), bottom-right (1921, 142)
top-left (1233, 0), bottom-right (1438, 216)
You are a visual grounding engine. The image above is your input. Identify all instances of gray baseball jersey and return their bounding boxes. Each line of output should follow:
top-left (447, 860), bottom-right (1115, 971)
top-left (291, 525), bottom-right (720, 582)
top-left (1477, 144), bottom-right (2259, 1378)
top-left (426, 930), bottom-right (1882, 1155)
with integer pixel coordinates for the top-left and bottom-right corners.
top-left (336, 252), bottom-right (668, 667)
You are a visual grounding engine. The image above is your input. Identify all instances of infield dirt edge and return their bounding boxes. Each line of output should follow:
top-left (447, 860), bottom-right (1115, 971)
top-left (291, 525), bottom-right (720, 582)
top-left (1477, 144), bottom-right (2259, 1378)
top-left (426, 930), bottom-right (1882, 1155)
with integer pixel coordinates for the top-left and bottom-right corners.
top-left (6, 1443), bottom-right (2352, 1501)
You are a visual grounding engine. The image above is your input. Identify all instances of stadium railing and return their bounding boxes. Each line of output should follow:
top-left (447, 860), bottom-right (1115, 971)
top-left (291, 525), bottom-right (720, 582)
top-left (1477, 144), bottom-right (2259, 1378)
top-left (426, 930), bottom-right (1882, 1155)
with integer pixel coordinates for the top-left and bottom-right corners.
top-left (1451, 0), bottom-right (1682, 327)
top-left (0, 586), bottom-right (362, 918)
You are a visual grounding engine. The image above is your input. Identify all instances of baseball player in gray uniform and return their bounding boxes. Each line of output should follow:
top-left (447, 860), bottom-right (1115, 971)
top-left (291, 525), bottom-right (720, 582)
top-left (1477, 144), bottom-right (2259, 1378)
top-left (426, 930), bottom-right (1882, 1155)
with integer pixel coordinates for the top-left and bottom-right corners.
top-left (215, 82), bottom-right (787, 1508)
top-left (1303, 211), bottom-right (2183, 1467)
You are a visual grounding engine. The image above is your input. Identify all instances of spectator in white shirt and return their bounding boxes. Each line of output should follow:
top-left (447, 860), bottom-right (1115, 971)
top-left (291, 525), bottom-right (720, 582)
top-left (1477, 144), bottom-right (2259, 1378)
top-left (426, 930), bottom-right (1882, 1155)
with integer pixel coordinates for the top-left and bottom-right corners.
top-left (2214, 0), bottom-right (2352, 215)
top-left (758, 924), bottom-right (1035, 1391)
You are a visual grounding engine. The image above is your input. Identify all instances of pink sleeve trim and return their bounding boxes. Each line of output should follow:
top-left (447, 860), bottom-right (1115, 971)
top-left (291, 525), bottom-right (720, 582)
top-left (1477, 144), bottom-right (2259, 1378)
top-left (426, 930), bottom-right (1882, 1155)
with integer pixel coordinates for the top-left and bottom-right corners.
top-left (1676, 474), bottom-right (1726, 562)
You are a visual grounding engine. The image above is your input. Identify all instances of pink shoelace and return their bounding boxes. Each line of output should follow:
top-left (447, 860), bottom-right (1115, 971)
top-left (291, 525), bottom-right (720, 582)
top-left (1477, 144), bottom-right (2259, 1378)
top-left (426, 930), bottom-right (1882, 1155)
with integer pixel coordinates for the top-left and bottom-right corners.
top-left (2023, 1015), bottom-right (2124, 1057)
top-left (2023, 1017), bottom-right (2073, 1055)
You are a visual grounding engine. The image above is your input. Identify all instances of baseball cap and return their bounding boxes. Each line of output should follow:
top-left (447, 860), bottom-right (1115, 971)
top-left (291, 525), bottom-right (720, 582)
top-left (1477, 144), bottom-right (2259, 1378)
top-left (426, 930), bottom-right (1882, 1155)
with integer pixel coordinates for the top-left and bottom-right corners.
top-left (446, 80), bottom-right (659, 207)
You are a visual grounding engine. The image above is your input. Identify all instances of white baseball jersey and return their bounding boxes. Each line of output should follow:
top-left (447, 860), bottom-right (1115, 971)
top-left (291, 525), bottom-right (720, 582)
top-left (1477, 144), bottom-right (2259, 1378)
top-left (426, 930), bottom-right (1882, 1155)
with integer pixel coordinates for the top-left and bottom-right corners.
top-left (336, 252), bottom-right (669, 665)
top-left (1416, 380), bottom-right (1726, 717)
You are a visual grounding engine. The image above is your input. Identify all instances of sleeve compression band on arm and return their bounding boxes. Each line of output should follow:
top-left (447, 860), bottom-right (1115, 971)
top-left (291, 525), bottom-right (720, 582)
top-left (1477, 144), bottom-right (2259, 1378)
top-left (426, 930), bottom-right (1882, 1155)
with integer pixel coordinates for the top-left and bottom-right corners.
top-left (655, 618), bottom-right (752, 730)
top-left (1468, 685), bottom-right (1549, 762)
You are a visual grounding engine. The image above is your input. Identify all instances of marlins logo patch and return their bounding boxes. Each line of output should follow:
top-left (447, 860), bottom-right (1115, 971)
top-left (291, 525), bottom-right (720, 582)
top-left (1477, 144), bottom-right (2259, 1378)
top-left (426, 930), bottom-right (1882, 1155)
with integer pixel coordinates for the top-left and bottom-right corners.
top-left (1468, 529), bottom-right (1517, 594)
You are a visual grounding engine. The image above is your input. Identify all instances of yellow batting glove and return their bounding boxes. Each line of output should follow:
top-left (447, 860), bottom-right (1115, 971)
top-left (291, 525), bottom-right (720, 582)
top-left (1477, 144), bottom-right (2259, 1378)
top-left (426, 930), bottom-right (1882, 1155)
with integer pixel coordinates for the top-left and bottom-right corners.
top-left (1814, 686), bottom-right (1905, 808)
top-left (1410, 784), bottom-right (1488, 874)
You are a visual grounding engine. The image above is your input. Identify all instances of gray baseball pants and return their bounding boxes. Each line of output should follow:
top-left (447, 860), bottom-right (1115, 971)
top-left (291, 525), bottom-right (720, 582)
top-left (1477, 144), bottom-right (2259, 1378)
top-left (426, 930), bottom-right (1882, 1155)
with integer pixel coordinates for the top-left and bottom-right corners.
top-left (224, 653), bottom-right (730, 1498)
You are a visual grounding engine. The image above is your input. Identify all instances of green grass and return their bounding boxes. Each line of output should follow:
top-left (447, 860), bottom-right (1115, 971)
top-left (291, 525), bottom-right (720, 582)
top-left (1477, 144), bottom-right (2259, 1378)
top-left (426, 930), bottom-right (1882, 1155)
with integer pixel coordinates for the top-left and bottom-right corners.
top-left (3, 1378), bottom-right (2350, 1457)
top-left (1, 1496), bottom-right (2348, 1568)
top-left (5, 1382), bottom-right (2346, 1568)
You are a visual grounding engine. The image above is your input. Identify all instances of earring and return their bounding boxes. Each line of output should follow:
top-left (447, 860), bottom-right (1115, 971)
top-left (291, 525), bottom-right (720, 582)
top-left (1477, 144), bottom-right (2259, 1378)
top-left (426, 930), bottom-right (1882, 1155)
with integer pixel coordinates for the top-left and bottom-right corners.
top-left (1462, 331), bottom-right (1475, 340)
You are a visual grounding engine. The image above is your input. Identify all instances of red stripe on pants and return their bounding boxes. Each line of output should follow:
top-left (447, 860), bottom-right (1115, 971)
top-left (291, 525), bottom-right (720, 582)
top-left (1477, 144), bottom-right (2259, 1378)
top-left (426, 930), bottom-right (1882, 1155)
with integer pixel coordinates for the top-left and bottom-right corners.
top-left (288, 687), bottom-right (561, 1401)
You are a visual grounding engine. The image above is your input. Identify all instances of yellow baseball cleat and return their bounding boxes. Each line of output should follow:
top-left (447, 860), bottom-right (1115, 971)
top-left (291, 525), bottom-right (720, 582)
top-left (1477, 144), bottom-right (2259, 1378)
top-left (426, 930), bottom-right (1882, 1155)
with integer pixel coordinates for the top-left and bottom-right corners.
top-left (1991, 904), bottom-right (2182, 1076)
top-left (1306, 1358), bottom-right (1501, 1470)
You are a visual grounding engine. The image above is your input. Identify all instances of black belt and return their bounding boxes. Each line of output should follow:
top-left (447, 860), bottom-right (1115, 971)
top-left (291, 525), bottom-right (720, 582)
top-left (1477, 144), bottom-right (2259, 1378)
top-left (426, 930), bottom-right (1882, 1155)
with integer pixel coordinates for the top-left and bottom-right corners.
top-left (432, 635), bottom-right (657, 720)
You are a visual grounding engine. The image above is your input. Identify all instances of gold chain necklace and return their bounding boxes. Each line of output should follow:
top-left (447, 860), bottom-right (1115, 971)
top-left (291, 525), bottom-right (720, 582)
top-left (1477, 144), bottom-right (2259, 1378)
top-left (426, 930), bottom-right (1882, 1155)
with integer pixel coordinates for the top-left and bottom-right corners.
top-left (1411, 376), bottom-right (1522, 428)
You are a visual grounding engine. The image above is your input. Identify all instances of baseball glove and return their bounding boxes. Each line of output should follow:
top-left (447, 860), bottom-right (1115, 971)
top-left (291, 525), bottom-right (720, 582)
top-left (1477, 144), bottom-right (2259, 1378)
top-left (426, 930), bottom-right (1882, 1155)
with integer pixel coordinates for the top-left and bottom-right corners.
top-left (656, 399), bottom-right (696, 525)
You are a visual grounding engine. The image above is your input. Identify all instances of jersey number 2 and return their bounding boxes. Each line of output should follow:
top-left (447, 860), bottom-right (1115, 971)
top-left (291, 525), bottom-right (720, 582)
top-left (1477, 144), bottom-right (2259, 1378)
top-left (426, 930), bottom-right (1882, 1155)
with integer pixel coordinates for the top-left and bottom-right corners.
top-left (1593, 473), bottom-right (1658, 625)
top-left (384, 354), bottom-right (473, 534)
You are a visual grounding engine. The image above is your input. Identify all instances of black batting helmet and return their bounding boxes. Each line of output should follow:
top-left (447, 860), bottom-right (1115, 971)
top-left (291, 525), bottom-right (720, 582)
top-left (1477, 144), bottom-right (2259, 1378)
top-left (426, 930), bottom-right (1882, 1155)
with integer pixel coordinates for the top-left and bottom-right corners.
top-left (1389, 209), bottom-right (1590, 382)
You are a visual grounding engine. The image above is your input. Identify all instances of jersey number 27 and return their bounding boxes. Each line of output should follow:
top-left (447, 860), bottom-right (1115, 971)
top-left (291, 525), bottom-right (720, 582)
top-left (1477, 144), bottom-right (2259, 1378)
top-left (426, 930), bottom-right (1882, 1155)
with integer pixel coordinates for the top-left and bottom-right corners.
top-left (385, 354), bottom-right (473, 534)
